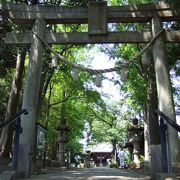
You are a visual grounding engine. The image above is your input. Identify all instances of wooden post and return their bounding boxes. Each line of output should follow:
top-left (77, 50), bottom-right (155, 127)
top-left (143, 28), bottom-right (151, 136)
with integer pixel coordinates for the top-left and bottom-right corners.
top-left (159, 118), bottom-right (168, 172)
top-left (152, 17), bottom-right (180, 172)
top-left (143, 106), bottom-right (149, 162)
top-left (18, 18), bottom-right (46, 177)
top-left (12, 117), bottom-right (21, 171)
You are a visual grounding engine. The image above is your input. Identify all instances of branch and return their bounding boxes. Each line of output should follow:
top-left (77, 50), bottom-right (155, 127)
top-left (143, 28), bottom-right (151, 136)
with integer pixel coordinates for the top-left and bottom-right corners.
top-left (49, 94), bottom-right (84, 108)
top-left (90, 108), bottom-right (113, 128)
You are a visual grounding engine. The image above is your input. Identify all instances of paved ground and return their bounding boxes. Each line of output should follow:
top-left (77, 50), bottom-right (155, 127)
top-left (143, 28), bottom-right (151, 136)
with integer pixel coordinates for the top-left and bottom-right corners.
top-left (18, 167), bottom-right (150, 180)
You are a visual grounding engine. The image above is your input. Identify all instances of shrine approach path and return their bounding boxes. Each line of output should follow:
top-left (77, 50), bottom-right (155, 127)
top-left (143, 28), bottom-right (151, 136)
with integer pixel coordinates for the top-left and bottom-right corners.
top-left (18, 167), bottom-right (150, 180)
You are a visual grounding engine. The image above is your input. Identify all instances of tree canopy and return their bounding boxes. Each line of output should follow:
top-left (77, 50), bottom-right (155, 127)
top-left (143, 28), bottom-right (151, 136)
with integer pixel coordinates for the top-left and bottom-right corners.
top-left (0, 0), bottom-right (179, 161)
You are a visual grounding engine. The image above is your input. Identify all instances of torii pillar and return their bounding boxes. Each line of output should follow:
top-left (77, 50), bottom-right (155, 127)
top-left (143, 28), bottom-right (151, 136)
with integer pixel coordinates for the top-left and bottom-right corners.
top-left (18, 19), bottom-right (46, 177)
top-left (152, 17), bottom-right (180, 173)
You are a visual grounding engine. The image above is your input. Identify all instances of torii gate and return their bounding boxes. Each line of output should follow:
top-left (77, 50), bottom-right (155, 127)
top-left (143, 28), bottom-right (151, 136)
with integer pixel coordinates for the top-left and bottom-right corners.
top-left (2, 1), bottom-right (180, 178)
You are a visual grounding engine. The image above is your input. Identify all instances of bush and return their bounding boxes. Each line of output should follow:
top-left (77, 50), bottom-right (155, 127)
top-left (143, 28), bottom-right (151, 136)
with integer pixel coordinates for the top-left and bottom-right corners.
top-left (109, 163), bottom-right (119, 168)
top-left (140, 155), bottom-right (145, 162)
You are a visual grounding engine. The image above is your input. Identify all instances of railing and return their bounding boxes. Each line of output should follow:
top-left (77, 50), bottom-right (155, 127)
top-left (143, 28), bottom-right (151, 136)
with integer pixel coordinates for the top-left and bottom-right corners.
top-left (0, 109), bottom-right (28, 129)
top-left (155, 109), bottom-right (180, 173)
top-left (0, 109), bottom-right (28, 170)
top-left (155, 110), bottom-right (180, 132)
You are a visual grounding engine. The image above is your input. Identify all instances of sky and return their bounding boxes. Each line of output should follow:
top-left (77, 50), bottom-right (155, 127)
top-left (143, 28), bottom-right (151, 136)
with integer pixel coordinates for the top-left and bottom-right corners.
top-left (90, 52), bottom-right (121, 101)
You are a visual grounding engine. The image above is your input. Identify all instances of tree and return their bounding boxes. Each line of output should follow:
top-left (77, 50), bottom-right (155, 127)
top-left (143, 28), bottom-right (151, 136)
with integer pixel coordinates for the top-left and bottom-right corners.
top-left (0, 48), bottom-right (27, 157)
top-left (86, 102), bottom-right (131, 155)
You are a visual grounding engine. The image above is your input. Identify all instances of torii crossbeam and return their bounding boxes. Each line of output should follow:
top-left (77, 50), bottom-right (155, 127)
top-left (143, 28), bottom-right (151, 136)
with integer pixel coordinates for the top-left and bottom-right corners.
top-left (3, 1), bottom-right (180, 44)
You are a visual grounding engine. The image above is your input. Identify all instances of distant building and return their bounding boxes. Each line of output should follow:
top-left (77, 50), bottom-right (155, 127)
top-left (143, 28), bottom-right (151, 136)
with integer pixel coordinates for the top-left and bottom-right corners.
top-left (86, 143), bottom-right (113, 167)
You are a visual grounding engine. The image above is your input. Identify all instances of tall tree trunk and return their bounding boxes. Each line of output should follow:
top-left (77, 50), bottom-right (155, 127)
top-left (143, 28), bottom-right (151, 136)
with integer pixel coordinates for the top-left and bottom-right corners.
top-left (0, 48), bottom-right (26, 157)
top-left (36, 45), bottom-right (73, 118)
top-left (37, 68), bottom-right (55, 116)
top-left (111, 139), bottom-right (117, 156)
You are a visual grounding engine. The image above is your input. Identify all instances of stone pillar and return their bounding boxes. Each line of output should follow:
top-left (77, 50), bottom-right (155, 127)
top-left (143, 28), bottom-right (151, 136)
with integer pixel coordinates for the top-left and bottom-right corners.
top-left (132, 136), bottom-right (141, 168)
top-left (84, 151), bottom-right (90, 168)
top-left (18, 19), bottom-right (46, 177)
top-left (58, 143), bottom-right (65, 166)
top-left (149, 144), bottom-right (162, 179)
top-left (152, 17), bottom-right (180, 172)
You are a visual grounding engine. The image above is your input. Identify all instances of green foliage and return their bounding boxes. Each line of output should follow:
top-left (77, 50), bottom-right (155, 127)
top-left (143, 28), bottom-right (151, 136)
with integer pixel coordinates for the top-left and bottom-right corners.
top-left (1, 0), bottom-right (179, 162)
top-left (113, 44), bottom-right (148, 111)
top-left (139, 155), bottom-right (145, 162)
top-left (109, 162), bottom-right (119, 168)
top-left (167, 43), bottom-right (180, 72)
top-left (38, 41), bottom-right (106, 156)
top-left (88, 102), bottom-right (131, 147)
top-left (66, 137), bottom-right (83, 154)
top-left (61, 0), bottom-right (88, 7)
top-left (0, 68), bottom-right (15, 122)
top-left (122, 68), bottom-right (147, 111)
top-left (109, 0), bottom-right (154, 5)
top-left (0, 42), bottom-right (17, 77)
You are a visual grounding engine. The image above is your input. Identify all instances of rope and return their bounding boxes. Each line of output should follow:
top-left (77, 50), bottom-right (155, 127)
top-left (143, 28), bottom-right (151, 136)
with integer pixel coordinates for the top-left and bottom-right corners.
top-left (32, 28), bottom-right (165, 75)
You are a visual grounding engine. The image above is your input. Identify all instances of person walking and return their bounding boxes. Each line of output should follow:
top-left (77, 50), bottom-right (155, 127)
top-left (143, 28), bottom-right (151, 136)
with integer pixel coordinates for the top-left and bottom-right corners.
top-left (118, 148), bottom-right (125, 168)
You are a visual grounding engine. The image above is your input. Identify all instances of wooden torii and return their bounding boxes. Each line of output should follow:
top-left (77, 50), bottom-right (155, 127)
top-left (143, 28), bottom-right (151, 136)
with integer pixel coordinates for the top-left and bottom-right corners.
top-left (2, 1), bottom-right (180, 178)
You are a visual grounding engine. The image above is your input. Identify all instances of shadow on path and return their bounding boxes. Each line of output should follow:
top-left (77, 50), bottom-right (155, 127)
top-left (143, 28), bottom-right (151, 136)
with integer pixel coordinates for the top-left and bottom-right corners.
top-left (18, 167), bottom-right (150, 180)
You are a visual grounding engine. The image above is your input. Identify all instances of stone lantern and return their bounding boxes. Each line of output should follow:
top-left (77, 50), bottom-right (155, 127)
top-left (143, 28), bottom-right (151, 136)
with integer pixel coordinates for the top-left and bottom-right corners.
top-left (57, 122), bottom-right (70, 167)
top-left (128, 118), bottom-right (144, 168)
top-left (84, 150), bottom-right (91, 168)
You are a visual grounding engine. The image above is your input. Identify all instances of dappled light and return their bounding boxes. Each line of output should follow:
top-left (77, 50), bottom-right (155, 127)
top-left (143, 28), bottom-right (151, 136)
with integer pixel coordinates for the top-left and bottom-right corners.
top-left (20, 168), bottom-right (150, 180)
top-left (0, 1), bottom-right (180, 180)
